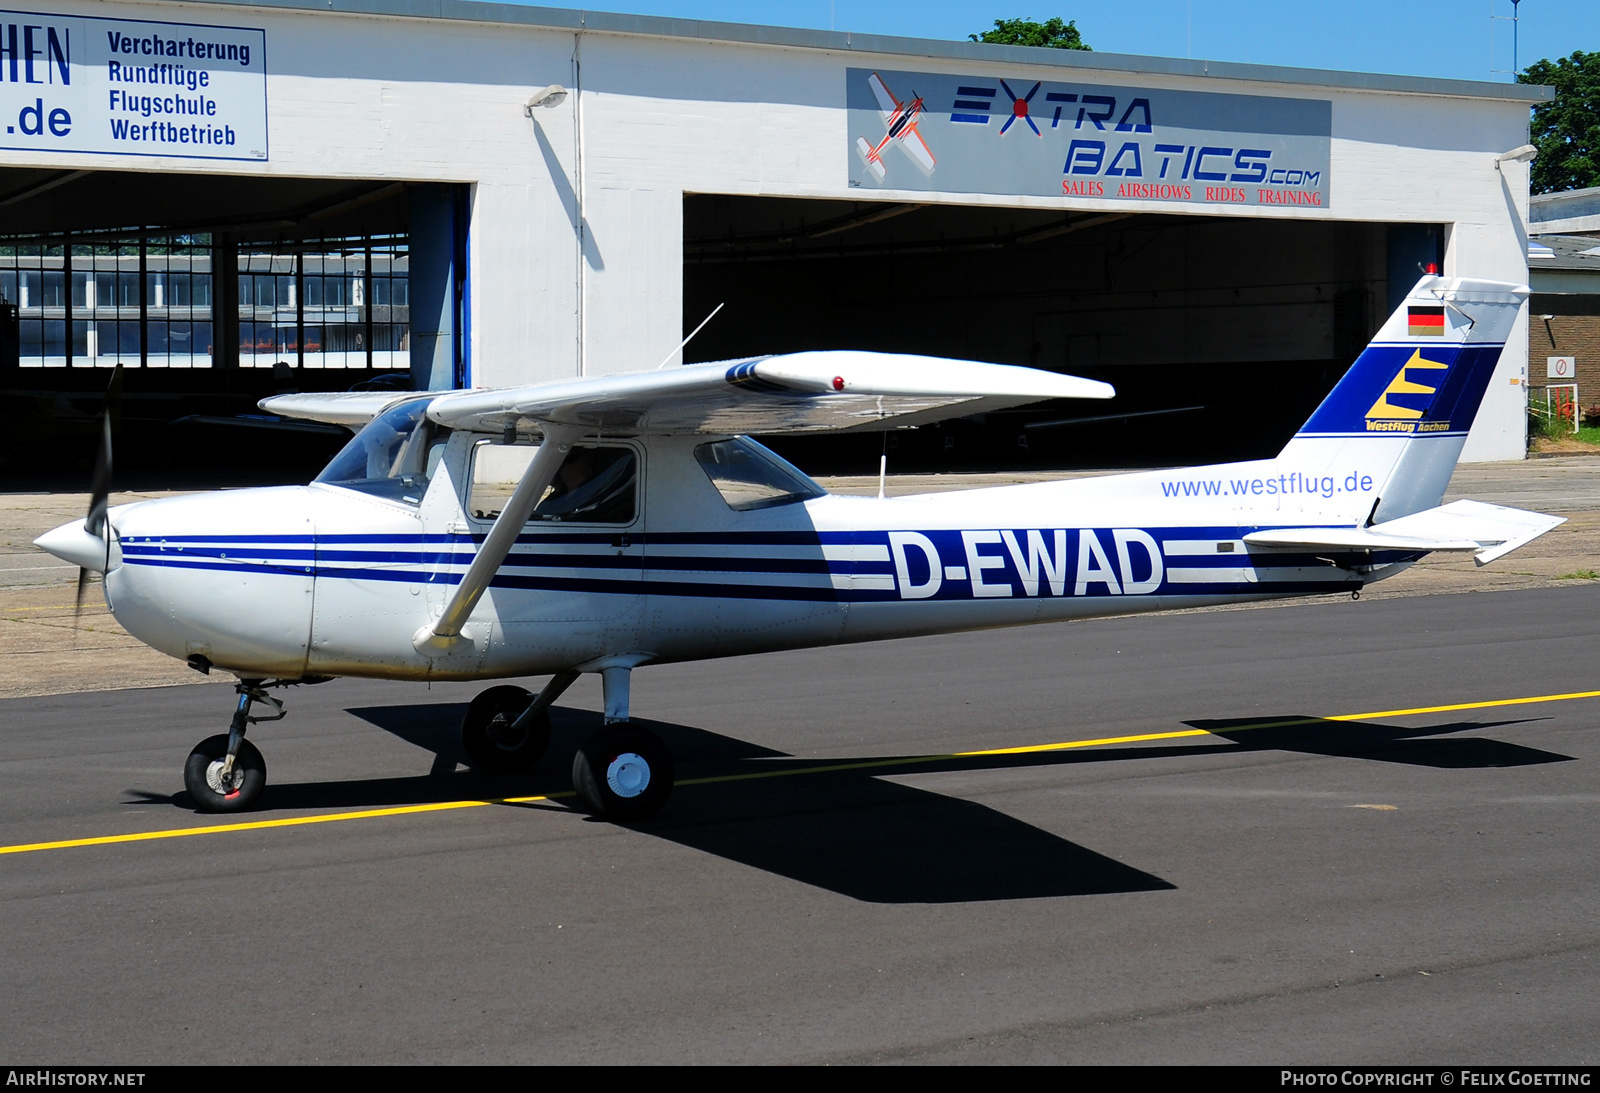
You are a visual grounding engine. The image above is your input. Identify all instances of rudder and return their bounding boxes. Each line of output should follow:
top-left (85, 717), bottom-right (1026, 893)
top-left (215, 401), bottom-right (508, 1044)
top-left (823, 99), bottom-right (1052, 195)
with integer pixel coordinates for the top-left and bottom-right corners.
top-left (1277, 275), bottom-right (1526, 522)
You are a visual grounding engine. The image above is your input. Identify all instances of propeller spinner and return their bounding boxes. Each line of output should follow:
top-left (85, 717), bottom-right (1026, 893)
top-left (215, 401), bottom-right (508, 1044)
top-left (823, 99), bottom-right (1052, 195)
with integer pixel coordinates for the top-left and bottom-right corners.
top-left (32, 366), bottom-right (122, 624)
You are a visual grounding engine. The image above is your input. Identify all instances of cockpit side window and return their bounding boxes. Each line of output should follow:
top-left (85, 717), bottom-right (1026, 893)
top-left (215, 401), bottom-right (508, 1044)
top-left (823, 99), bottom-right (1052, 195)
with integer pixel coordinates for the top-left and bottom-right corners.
top-left (468, 439), bottom-right (638, 525)
top-left (314, 397), bottom-right (446, 506)
top-left (695, 437), bottom-right (825, 511)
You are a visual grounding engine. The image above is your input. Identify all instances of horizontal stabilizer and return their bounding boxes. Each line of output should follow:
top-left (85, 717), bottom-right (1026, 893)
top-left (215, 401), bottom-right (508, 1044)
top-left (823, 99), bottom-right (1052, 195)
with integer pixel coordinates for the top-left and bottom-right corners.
top-left (425, 351), bottom-right (1114, 436)
top-left (1244, 500), bottom-right (1565, 566)
top-left (855, 136), bottom-right (888, 180)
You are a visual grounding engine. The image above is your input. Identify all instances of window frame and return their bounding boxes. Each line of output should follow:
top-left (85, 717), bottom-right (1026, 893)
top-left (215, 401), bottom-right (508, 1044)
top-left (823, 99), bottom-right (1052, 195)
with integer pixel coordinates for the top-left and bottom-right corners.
top-left (464, 435), bottom-right (644, 528)
top-left (694, 437), bottom-right (826, 513)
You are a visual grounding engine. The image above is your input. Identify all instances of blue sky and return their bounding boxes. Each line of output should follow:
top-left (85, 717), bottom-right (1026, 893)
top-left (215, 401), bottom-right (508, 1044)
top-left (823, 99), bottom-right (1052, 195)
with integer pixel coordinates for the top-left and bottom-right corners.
top-left (518, 1), bottom-right (1598, 84)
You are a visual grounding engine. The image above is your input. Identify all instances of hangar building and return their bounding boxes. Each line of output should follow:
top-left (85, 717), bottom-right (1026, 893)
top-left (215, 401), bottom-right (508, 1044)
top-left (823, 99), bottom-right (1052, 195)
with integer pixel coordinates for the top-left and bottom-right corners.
top-left (0, 0), bottom-right (1550, 474)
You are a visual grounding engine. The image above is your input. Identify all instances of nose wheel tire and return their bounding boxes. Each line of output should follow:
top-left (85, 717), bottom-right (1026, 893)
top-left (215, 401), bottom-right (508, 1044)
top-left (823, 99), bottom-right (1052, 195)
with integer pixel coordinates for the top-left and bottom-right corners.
top-left (183, 735), bottom-right (266, 813)
top-left (571, 725), bottom-right (674, 821)
top-left (461, 685), bottom-right (550, 773)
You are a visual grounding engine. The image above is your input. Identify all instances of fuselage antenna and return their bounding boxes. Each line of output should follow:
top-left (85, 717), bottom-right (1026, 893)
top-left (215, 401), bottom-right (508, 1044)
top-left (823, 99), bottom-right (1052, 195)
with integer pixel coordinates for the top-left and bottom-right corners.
top-left (877, 429), bottom-right (888, 500)
top-left (656, 302), bottom-right (725, 368)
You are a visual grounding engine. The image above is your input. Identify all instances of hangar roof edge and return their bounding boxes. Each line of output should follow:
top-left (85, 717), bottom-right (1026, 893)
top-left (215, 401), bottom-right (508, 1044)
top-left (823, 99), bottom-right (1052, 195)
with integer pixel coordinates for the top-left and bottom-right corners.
top-left (164, 0), bottom-right (1553, 104)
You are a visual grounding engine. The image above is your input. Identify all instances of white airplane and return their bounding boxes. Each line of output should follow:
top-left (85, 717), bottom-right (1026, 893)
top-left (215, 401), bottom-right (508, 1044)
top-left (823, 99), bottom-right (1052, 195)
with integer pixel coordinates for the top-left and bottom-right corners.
top-left (35, 275), bottom-right (1561, 821)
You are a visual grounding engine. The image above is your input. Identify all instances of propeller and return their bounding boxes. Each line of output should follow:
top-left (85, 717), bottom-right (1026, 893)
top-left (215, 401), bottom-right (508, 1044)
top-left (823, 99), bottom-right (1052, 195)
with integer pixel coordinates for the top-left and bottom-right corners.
top-left (74, 365), bottom-right (121, 627)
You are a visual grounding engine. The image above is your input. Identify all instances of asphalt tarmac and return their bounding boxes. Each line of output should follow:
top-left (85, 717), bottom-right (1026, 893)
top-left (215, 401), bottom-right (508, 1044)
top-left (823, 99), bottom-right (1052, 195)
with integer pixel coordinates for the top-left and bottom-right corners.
top-left (0, 585), bottom-right (1596, 1064)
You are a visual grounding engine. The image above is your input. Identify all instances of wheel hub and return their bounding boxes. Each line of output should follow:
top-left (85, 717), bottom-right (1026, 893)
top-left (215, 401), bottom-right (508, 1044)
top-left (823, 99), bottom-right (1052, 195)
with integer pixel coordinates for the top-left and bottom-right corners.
top-left (205, 759), bottom-right (244, 796)
top-left (485, 712), bottom-right (527, 752)
top-left (605, 752), bottom-right (651, 798)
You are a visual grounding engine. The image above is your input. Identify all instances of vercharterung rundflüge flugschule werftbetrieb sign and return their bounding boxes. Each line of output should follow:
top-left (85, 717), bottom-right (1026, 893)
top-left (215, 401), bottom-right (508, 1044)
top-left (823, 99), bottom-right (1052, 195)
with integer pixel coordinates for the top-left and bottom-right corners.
top-left (0, 8), bottom-right (266, 162)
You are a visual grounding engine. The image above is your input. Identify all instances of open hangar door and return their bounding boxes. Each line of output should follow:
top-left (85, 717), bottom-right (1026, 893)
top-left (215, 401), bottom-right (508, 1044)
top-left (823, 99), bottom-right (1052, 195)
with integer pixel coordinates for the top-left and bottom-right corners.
top-left (684, 194), bottom-right (1443, 473)
top-left (0, 168), bottom-right (466, 485)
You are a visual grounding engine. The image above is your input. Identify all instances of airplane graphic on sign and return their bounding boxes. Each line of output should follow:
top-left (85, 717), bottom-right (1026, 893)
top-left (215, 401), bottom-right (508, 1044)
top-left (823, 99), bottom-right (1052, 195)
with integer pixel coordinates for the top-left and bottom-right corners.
top-left (854, 71), bottom-right (936, 180)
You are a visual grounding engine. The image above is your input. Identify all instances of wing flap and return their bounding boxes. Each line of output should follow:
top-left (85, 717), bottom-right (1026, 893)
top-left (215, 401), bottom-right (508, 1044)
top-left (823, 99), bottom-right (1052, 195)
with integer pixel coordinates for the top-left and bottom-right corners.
top-left (426, 351), bottom-right (1114, 437)
top-left (1244, 500), bottom-right (1565, 566)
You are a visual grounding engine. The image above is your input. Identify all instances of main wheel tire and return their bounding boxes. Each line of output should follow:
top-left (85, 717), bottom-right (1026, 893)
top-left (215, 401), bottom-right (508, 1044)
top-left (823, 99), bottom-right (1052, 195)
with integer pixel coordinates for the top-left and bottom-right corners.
top-left (571, 725), bottom-right (674, 822)
top-left (183, 735), bottom-right (266, 813)
top-left (461, 685), bottom-right (549, 773)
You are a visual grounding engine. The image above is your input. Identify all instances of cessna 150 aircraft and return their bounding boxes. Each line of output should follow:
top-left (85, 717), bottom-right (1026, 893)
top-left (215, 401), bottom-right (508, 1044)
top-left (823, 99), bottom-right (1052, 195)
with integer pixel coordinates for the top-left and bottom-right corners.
top-left (35, 275), bottom-right (1562, 821)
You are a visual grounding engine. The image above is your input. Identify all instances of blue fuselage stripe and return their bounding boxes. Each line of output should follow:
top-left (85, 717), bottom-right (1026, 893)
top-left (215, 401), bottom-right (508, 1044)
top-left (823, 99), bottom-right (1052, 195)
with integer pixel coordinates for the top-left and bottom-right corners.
top-left (118, 553), bottom-right (1362, 604)
top-left (120, 520), bottom-right (1416, 605)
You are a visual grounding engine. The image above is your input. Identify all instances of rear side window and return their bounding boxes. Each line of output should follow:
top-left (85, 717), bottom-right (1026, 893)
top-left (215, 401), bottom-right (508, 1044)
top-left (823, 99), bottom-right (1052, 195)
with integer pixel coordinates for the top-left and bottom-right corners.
top-left (469, 441), bottom-right (637, 524)
top-left (695, 438), bottom-right (825, 511)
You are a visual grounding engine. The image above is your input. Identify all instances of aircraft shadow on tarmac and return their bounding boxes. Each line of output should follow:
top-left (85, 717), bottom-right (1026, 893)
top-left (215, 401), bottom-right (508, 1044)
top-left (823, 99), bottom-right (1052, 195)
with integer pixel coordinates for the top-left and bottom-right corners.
top-left (1183, 715), bottom-right (1575, 768)
top-left (348, 701), bottom-right (1175, 904)
top-left (135, 702), bottom-right (1573, 904)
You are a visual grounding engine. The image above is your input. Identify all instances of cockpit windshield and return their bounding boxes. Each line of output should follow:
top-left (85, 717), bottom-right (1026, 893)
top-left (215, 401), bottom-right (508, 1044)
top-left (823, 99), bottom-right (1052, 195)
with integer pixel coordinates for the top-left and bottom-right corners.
top-left (314, 397), bottom-right (445, 505)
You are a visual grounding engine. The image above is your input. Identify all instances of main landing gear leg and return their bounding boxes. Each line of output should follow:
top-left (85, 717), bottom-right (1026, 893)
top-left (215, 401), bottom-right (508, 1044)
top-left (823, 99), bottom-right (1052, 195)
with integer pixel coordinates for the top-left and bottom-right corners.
top-left (183, 679), bottom-right (283, 813)
top-left (460, 670), bottom-right (578, 773)
top-left (571, 663), bottom-right (674, 821)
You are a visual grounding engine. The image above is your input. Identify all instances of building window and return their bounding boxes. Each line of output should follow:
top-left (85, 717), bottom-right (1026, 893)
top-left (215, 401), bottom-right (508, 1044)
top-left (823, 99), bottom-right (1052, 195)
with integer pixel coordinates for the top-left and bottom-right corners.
top-left (0, 231), bottom-right (407, 370)
top-left (238, 236), bottom-right (409, 370)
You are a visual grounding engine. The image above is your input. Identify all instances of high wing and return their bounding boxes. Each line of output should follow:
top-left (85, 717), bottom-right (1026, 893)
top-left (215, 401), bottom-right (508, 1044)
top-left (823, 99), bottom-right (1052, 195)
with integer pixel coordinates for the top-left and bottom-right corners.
top-left (373, 350), bottom-right (1109, 656)
top-left (423, 351), bottom-right (1114, 436)
top-left (259, 389), bottom-right (417, 427)
top-left (1244, 500), bottom-right (1565, 567)
top-left (896, 128), bottom-right (936, 173)
top-left (867, 72), bottom-right (900, 123)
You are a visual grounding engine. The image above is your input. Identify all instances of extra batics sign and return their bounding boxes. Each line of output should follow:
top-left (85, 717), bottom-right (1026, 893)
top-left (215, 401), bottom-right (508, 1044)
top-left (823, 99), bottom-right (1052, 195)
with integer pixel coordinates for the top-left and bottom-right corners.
top-left (0, 9), bottom-right (266, 162)
top-left (848, 67), bottom-right (1330, 209)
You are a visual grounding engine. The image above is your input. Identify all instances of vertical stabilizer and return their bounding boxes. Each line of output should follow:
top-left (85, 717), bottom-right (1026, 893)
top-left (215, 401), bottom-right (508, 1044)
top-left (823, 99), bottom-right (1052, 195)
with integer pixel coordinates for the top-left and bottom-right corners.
top-left (1276, 276), bottom-right (1527, 523)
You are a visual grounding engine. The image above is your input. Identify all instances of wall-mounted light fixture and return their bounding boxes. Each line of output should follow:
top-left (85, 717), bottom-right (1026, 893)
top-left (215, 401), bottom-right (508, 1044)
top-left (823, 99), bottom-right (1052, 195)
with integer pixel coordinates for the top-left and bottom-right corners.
top-left (525, 84), bottom-right (569, 115)
top-left (1496, 144), bottom-right (1537, 172)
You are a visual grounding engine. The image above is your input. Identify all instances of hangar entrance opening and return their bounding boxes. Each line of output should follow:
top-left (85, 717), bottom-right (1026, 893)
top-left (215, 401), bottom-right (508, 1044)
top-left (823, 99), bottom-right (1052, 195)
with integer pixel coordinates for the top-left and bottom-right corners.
top-left (0, 168), bottom-right (467, 485)
top-left (684, 195), bottom-right (1443, 472)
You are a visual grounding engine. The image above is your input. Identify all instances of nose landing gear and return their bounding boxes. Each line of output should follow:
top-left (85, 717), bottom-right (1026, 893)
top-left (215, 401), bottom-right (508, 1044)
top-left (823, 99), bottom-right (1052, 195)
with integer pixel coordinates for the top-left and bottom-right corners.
top-left (184, 734), bottom-right (266, 812)
top-left (183, 679), bottom-right (287, 813)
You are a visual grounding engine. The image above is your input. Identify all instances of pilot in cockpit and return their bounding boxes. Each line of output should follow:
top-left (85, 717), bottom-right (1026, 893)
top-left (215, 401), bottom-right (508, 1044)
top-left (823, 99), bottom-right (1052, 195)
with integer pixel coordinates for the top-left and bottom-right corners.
top-left (533, 446), bottom-right (636, 523)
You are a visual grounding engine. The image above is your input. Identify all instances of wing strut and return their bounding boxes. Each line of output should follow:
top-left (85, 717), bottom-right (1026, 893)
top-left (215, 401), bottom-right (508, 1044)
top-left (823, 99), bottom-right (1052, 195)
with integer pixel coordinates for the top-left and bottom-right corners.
top-left (413, 423), bottom-right (582, 656)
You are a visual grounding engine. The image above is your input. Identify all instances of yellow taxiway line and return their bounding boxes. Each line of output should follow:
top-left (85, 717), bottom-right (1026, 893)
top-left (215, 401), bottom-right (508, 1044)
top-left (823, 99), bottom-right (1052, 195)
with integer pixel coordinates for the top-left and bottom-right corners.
top-left (3, 686), bottom-right (1597, 858)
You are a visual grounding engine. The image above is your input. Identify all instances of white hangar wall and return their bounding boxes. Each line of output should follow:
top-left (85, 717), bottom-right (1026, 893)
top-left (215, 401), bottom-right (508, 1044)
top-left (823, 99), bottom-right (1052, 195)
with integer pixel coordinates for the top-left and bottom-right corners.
top-left (570, 33), bottom-right (1536, 461)
top-left (0, 0), bottom-right (1543, 460)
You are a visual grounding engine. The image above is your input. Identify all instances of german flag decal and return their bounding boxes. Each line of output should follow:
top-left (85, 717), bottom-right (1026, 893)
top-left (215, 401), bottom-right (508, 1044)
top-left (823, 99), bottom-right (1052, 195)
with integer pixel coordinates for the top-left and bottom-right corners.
top-left (1408, 306), bottom-right (1446, 336)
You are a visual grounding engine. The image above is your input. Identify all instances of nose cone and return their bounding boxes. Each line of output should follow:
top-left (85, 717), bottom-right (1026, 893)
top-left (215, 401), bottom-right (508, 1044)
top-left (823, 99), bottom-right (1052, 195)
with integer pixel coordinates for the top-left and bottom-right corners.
top-left (34, 518), bottom-right (118, 572)
top-left (109, 486), bottom-right (317, 677)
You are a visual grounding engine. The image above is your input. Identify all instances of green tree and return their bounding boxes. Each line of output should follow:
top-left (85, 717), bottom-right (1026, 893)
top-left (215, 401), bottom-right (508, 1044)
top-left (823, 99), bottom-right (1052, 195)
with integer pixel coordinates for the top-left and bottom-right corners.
top-left (969, 17), bottom-right (1090, 51)
top-left (1520, 51), bottom-right (1600, 193)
